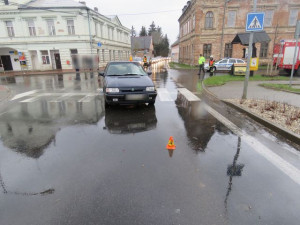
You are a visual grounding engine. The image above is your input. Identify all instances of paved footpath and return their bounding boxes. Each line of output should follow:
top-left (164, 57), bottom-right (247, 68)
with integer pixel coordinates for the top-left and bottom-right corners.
top-left (208, 80), bottom-right (300, 108)
top-left (0, 85), bottom-right (11, 103)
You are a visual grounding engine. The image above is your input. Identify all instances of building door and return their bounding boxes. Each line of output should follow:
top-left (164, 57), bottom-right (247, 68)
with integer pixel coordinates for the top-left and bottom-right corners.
top-left (1, 55), bottom-right (13, 71)
top-left (54, 53), bottom-right (62, 69)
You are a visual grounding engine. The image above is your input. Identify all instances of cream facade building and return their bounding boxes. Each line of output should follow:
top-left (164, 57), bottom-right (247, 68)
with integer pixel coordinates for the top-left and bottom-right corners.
top-left (0, 0), bottom-right (131, 71)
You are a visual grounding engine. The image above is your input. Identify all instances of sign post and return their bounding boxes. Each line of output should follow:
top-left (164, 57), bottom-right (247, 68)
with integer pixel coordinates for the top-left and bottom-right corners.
top-left (290, 20), bottom-right (300, 87)
top-left (242, 0), bottom-right (264, 99)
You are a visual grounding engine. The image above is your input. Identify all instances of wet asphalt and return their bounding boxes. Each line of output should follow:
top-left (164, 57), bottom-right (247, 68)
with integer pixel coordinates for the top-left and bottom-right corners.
top-left (0, 68), bottom-right (299, 225)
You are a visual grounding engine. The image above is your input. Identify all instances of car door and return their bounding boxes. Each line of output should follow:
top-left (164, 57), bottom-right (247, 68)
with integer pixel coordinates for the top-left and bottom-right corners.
top-left (227, 59), bottom-right (237, 70)
top-left (216, 59), bottom-right (228, 70)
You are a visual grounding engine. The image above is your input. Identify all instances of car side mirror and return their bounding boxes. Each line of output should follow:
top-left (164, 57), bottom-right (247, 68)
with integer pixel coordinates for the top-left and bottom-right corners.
top-left (98, 71), bottom-right (104, 77)
top-left (147, 72), bottom-right (152, 76)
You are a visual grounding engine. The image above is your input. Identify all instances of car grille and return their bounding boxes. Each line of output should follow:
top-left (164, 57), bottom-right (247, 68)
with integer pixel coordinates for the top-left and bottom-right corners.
top-left (120, 88), bottom-right (144, 93)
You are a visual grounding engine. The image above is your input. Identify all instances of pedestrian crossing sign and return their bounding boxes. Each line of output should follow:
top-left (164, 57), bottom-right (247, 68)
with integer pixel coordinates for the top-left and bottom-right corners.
top-left (246, 12), bottom-right (264, 32)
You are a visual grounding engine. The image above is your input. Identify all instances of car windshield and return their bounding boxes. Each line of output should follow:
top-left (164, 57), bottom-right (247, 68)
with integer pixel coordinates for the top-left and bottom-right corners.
top-left (106, 63), bottom-right (147, 76)
top-left (218, 59), bottom-right (228, 64)
top-left (133, 57), bottom-right (142, 62)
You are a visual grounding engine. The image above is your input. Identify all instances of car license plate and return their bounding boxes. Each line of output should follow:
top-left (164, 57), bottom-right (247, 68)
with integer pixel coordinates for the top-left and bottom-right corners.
top-left (126, 94), bottom-right (146, 100)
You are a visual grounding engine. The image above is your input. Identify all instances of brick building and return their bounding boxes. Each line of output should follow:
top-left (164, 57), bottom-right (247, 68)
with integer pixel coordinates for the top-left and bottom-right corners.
top-left (178, 0), bottom-right (300, 65)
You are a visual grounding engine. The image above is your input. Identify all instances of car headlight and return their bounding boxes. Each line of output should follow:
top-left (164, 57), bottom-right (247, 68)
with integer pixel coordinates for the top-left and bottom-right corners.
top-left (106, 88), bottom-right (119, 93)
top-left (146, 87), bottom-right (155, 92)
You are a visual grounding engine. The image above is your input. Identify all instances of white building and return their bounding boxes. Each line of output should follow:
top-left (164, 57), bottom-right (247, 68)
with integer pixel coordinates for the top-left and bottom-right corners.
top-left (0, 0), bottom-right (131, 71)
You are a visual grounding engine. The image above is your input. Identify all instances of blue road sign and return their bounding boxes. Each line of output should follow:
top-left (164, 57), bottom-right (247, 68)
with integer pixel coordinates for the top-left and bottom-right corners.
top-left (246, 12), bottom-right (265, 32)
top-left (97, 42), bottom-right (102, 47)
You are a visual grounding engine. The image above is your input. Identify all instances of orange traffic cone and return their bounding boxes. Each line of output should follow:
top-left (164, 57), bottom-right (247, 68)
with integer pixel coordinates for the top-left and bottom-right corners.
top-left (166, 136), bottom-right (176, 150)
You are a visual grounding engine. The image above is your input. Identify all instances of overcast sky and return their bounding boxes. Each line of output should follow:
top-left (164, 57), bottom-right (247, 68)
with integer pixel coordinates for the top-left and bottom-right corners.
top-left (81, 0), bottom-right (188, 44)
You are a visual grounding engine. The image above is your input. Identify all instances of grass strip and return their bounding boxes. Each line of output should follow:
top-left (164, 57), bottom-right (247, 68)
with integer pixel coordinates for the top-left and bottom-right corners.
top-left (204, 75), bottom-right (289, 87)
top-left (259, 83), bottom-right (300, 93)
top-left (169, 62), bottom-right (198, 69)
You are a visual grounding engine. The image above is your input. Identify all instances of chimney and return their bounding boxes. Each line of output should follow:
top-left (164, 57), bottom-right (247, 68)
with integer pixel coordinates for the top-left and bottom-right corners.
top-left (4, 0), bottom-right (9, 5)
top-left (79, 1), bottom-right (86, 5)
top-left (94, 7), bottom-right (98, 12)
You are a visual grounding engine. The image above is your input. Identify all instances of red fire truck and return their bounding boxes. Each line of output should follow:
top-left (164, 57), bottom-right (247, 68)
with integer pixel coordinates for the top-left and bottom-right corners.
top-left (273, 40), bottom-right (300, 75)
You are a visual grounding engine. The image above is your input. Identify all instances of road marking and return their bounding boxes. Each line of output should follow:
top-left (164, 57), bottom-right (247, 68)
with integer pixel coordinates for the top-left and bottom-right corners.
top-left (49, 93), bottom-right (74, 103)
top-left (78, 94), bottom-right (95, 103)
top-left (178, 88), bottom-right (202, 102)
top-left (242, 134), bottom-right (300, 186)
top-left (0, 112), bottom-right (8, 117)
top-left (204, 104), bottom-right (242, 136)
top-left (11, 90), bottom-right (38, 100)
top-left (178, 88), bottom-right (300, 186)
top-left (157, 88), bottom-right (174, 101)
top-left (20, 96), bottom-right (40, 103)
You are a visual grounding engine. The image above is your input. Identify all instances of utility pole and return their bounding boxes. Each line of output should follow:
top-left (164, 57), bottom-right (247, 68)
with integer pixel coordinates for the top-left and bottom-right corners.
top-left (220, 0), bottom-right (229, 59)
top-left (242, 0), bottom-right (257, 99)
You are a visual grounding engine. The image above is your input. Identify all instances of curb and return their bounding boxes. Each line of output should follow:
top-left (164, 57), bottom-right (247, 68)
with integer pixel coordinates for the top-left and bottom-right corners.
top-left (201, 81), bottom-right (300, 145)
top-left (201, 80), bottom-right (218, 99)
top-left (258, 84), bottom-right (300, 95)
top-left (223, 101), bottom-right (300, 146)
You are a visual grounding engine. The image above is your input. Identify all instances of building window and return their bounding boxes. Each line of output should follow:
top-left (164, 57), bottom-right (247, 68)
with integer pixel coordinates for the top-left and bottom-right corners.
top-left (264, 10), bottom-right (274, 27)
top-left (100, 23), bottom-right (103, 37)
top-left (95, 22), bottom-right (98, 36)
top-left (113, 50), bottom-right (116, 61)
top-left (227, 11), bottom-right (236, 27)
top-left (5, 21), bottom-right (15, 37)
top-left (289, 9), bottom-right (298, 26)
top-left (70, 49), bottom-right (78, 55)
top-left (224, 43), bottom-right (233, 58)
top-left (27, 19), bottom-right (36, 36)
top-left (260, 42), bottom-right (269, 58)
top-left (192, 14), bottom-right (196, 30)
top-left (67, 19), bottom-right (75, 35)
top-left (205, 11), bottom-right (214, 29)
top-left (47, 20), bottom-right (56, 36)
top-left (203, 44), bottom-right (212, 58)
top-left (41, 51), bottom-right (50, 64)
top-left (4, 0), bottom-right (9, 5)
top-left (108, 27), bottom-right (111, 39)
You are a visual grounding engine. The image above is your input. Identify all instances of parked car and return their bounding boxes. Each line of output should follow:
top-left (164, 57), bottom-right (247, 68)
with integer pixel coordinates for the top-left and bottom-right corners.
top-left (132, 57), bottom-right (143, 65)
top-left (99, 62), bottom-right (157, 107)
top-left (204, 58), bottom-right (245, 71)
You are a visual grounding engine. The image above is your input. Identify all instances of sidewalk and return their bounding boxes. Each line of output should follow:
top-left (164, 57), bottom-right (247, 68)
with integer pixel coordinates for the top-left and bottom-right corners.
top-left (0, 85), bottom-right (11, 103)
top-left (207, 80), bottom-right (300, 108)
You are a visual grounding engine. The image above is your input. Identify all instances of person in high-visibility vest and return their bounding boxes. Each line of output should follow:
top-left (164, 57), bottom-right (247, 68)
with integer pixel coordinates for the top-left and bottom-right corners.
top-left (143, 56), bottom-right (148, 70)
top-left (208, 55), bottom-right (215, 77)
top-left (198, 54), bottom-right (206, 79)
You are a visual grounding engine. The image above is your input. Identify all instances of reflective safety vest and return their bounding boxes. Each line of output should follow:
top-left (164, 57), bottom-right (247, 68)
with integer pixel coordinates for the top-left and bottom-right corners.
top-left (198, 56), bottom-right (205, 65)
top-left (209, 60), bottom-right (214, 66)
top-left (143, 57), bottom-right (147, 63)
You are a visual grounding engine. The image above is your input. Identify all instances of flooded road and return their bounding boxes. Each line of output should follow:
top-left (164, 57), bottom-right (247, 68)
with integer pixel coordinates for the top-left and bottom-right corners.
top-left (0, 68), bottom-right (299, 225)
